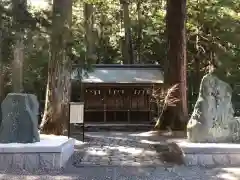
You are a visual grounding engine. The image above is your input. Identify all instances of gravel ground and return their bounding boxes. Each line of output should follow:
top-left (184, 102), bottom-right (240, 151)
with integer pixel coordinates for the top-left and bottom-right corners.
top-left (0, 132), bottom-right (239, 179)
top-left (0, 166), bottom-right (240, 180)
top-left (72, 132), bottom-right (163, 166)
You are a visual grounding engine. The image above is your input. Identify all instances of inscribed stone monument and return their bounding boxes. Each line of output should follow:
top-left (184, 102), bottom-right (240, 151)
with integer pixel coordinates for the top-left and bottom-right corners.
top-left (187, 73), bottom-right (240, 143)
top-left (0, 93), bottom-right (40, 143)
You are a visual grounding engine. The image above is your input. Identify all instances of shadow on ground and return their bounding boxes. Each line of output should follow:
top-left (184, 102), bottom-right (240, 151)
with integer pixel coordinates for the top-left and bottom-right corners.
top-left (71, 131), bottom-right (186, 167)
top-left (1, 165), bottom-right (240, 180)
top-left (0, 132), bottom-right (240, 179)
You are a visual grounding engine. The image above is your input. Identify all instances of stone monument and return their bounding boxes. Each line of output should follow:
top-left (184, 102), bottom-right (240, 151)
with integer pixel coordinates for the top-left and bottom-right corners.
top-left (0, 93), bottom-right (40, 143)
top-left (187, 73), bottom-right (240, 143)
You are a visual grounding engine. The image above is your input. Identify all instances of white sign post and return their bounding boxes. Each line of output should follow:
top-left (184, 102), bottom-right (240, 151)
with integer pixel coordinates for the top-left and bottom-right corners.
top-left (68, 102), bottom-right (84, 141)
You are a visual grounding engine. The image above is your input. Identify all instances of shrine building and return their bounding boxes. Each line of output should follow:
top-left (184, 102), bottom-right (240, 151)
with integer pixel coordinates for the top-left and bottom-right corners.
top-left (71, 64), bottom-right (164, 123)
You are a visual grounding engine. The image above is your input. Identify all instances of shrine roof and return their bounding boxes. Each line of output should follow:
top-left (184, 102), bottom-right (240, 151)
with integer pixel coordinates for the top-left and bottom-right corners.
top-left (71, 64), bottom-right (164, 84)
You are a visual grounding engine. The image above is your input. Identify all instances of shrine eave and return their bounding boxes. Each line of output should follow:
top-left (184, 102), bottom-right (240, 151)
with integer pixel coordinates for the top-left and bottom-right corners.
top-left (71, 64), bottom-right (164, 84)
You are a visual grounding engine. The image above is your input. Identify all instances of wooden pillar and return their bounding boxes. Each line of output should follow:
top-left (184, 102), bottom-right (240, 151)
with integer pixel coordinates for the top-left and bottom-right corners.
top-left (104, 104), bottom-right (106, 122)
top-left (128, 88), bottom-right (131, 123)
top-left (127, 109), bottom-right (130, 123)
top-left (103, 88), bottom-right (107, 122)
top-left (148, 86), bottom-right (152, 122)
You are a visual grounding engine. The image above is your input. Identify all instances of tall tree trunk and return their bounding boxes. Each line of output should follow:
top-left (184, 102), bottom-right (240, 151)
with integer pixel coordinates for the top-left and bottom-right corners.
top-left (119, 8), bottom-right (125, 64)
top-left (12, 37), bottom-right (24, 92)
top-left (12, 0), bottom-right (25, 92)
top-left (120, 0), bottom-right (134, 64)
top-left (0, 18), bottom-right (3, 121)
top-left (0, 53), bottom-right (3, 104)
top-left (194, 27), bottom-right (201, 93)
top-left (84, 3), bottom-right (96, 63)
top-left (97, 11), bottom-right (107, 64)
top-left (96, 12), bottom-right (104, 64)
top-left (136, 0), bottom-right (142, 63)
top-left (162, 0), bottom-right (188, 130)
top-left (194, 2), bottom-right (201, 92)
top-left (194, 55), bottom-right (201, 95)
top-left (41, 0), bottom-right (72, 135)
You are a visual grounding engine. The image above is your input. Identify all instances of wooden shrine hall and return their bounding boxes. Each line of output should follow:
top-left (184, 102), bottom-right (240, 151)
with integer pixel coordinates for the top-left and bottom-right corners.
top-left (71, 64), bottom-right (164, 123)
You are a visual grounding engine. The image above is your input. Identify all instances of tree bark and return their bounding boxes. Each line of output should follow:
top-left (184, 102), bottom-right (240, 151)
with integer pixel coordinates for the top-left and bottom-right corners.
top-left (163, 0), bottom-right (188, 130)
top-left (136, 0), bottom-right (142, 63)
top-left (12, 37), bottom-right (24, 92)
top-left (0, 18), bottom-right (3, 104)
top-left (0, 58), bottom-right (3, 104)
top-left (120, 0), bottom-right (134, 64)
top-left (12, 0), bottom-right (25, 93)
top-left (84, 3), bottom-right (96, 63)
top-left (40, 0), bottom-right (72, 135)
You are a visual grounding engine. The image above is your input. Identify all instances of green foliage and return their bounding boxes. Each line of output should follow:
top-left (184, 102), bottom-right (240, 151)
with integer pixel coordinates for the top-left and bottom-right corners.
top-left (186, 0), bottom-right (240, 110)
top-left (0, 0), bottom-right (239, 108)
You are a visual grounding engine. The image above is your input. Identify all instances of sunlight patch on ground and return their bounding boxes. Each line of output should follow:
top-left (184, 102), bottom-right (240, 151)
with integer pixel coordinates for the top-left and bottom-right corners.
top-left (220, 168), bottom-right (240, 177)
top-left (86, 148), bottom-right (108, 156)
top-left (218, 173), bottom-right (238, 180)
top-left (28, 0), bottom-right (49, 10)
top-left (86, 134), bottom-right (129, 141)
top-left (83, 145), bottom-right (157, 157)
top-left (129, 131), bottom-right (157, 137)
top-left (105, 145), bottom-right (144, 155)
top-left (0, 175), bottom-right (43, 180)
top-left (104, 145), bottom-right (157, 156)
top-left (74, 139), bottom-right (85, 146)
top-left (140, 139), bottom-right (163, 145)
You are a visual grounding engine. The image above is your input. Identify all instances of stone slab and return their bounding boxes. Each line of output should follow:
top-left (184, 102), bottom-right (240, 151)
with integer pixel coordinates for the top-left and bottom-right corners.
top-left (175, 139), bottom-right (240, 166)
top-left (0, 134), bottom-right (74, 153)
top-left (177, 139), bottom-right (240, 154)
top-left (0, 134), bottom-right (75, 171)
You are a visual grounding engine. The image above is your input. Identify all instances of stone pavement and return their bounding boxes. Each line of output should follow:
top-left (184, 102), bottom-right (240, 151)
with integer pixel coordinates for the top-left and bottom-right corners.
top-left (72, 132), bottom-right (164, 166)
top-left (1, 166), bottom-right (240, 179)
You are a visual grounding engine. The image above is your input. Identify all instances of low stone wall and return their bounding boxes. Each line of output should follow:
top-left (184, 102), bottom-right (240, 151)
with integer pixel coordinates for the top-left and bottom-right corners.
top-left (185, 154), bottom-right (240, 167)
top-left (0, 152), bottom-right (67, 171)
top-left (0, 135), bottom-right (75, 171)
top-left (177, 140), bottom-right (240, 167)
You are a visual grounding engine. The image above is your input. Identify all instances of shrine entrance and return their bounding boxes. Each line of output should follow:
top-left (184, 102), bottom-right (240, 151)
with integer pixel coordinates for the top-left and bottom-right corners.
top-left (71, 64), bottom-right (164, 123)
top-left (83, 85), bottom-right (153, 123)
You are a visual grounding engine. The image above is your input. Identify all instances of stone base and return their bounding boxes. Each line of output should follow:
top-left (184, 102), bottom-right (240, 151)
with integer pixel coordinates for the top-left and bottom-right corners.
top-left (176, 139), bottom-right (240, 167)
top-left (0, 134), bottom-right (75, 171)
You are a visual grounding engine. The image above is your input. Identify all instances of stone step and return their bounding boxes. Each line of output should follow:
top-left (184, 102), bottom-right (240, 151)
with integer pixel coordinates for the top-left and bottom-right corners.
top-left (0, 135), bottom-right (75, 172)
top-left (73, 123), bottom-right (155, 132)
top-left (176, 139), bottom-right (240, 167)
